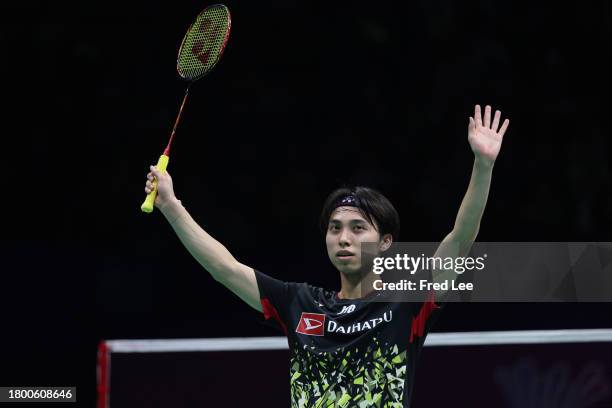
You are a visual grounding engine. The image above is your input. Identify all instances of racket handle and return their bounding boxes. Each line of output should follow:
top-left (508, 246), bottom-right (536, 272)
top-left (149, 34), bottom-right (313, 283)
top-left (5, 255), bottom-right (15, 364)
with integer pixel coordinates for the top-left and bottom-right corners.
top-left (141, 154), bottom-right (170, 213)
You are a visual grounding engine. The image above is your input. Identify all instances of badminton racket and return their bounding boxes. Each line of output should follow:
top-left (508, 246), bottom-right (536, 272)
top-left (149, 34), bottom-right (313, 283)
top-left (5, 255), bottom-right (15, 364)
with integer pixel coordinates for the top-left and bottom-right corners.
top-left (141, 4), bottom-right (231, 213)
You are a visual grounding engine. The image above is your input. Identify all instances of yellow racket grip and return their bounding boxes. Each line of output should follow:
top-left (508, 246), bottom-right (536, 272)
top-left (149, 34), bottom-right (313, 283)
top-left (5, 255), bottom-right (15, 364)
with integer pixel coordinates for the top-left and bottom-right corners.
top-left (141, 154), bottom-right (170, 213)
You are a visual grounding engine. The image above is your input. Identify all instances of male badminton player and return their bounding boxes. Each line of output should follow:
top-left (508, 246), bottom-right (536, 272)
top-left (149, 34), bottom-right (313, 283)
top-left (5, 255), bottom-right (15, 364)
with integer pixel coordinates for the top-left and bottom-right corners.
top-left (144, 104), bottom-right (509, 407)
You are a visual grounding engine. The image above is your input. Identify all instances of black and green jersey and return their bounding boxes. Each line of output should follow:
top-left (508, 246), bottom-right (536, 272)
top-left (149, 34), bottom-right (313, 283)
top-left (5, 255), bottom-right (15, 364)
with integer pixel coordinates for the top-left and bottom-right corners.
top-left (255, 270), bottom-right (444, 408)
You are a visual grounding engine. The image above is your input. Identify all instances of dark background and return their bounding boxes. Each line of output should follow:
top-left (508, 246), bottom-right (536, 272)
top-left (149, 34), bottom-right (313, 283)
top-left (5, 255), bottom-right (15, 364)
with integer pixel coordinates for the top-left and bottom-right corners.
top-left (2, 0), bottom-right (612, 406)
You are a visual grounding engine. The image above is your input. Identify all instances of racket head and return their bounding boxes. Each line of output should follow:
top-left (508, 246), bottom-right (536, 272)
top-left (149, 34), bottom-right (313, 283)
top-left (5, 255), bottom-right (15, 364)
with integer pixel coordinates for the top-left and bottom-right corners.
top-left (177, 4), bottom-right (231, 81)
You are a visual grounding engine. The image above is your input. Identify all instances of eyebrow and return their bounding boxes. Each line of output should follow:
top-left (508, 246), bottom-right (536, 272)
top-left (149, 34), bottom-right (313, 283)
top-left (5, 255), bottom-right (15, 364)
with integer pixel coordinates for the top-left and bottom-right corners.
top-left (329, 219), bottom-right (368, 224)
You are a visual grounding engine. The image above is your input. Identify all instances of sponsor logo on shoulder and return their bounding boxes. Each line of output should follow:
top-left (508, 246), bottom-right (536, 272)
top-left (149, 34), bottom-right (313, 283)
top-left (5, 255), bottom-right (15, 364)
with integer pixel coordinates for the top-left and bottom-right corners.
top-left (295, 313), bottom-right (326, 336)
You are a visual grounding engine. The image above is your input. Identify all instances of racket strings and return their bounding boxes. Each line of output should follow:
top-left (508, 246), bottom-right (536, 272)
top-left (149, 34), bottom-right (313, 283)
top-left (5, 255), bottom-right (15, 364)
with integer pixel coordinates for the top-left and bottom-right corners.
top-left (178, 5), bottom-right (230, 80)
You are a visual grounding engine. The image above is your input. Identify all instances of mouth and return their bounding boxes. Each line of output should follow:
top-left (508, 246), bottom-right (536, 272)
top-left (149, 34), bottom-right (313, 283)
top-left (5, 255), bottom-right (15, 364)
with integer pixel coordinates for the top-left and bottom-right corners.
top-left (336, 251), bottom-right (355, 259)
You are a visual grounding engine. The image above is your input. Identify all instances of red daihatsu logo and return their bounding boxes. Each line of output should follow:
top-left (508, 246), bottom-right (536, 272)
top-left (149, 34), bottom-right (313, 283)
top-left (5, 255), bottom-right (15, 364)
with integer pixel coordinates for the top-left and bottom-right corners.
top-left (295, 313), bottom-right (326, 336)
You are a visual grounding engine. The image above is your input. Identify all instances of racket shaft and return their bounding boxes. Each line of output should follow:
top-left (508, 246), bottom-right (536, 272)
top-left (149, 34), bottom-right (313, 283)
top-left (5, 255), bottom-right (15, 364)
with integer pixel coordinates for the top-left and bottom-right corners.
top-left (141, 154), bottom-right (170, 213)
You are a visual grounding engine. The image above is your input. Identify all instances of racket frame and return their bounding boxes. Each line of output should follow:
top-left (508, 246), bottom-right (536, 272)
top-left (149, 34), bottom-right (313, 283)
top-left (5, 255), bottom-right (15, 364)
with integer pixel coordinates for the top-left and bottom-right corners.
top-left (176, 4), bottom-right (232, 82)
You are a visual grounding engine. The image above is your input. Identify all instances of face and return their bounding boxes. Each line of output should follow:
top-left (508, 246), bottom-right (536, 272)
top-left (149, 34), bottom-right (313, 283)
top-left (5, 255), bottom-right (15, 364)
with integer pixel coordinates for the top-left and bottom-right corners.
top-left (325, 206), bottom-right (392, 275)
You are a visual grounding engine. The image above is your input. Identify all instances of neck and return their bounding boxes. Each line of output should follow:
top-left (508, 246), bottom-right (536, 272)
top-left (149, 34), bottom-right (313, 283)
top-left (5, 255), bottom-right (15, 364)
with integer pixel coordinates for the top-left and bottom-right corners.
top-left (338, 270), bottom-right (376, 300)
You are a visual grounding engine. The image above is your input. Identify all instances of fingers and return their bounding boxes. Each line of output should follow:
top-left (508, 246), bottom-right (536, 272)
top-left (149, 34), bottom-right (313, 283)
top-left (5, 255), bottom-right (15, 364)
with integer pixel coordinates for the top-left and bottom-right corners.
top-left (491, 109), bottom-right (501, 131)
top-left (145, 183), bottom-right (154, 194)
top-left (144, 175), bottom-right (156, 194)
top-left (149, 165), bottom-right (172, 178)
top-left (150, 165), bottom-right (161, 178)
top-left (474, 104), bottom-right (508, 134)
top-left (474, 105), bottom-right (482, 127)
top-left (498, 118), bottom-right (510, 138)
top-left (145, 166), bottom-right (160, 194)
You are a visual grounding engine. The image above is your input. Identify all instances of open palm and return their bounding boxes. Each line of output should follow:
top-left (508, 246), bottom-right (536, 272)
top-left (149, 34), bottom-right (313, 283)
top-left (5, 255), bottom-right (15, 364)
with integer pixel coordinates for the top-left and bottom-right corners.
top-left (468, 104), bottom-right (510, 164)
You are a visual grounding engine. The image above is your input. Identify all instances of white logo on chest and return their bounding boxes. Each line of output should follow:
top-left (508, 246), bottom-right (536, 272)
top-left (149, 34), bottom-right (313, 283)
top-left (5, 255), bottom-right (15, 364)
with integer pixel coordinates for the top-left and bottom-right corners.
top-left (327, 310), bottom-right (393, 334)
top-left (338, 304), bottom-right (356, 315)
top-left (303, 318), bottom-right (323, 330)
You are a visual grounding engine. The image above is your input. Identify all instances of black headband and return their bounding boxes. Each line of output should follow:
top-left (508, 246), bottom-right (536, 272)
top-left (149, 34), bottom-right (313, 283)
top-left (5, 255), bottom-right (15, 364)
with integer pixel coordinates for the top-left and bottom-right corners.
top-left (333, 194), bottom-right (358, 209)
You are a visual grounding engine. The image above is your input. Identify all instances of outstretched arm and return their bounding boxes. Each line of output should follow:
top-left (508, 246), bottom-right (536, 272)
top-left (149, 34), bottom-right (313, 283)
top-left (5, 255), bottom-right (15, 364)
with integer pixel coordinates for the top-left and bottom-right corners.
top-left (145, 166), bottom-right (261, 312)
top-left (432, 104), bottom-right (510, 299)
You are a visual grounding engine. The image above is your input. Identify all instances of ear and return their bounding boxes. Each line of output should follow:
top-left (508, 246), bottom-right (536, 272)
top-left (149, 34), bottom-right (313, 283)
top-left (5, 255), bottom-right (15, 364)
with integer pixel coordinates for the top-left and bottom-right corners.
top-left (379, 234), bottom-right (393, 252)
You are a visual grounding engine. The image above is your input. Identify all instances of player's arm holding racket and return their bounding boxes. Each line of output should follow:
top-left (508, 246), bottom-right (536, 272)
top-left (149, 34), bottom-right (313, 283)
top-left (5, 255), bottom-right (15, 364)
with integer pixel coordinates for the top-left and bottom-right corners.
top-left (145, 166), bottom-right (262, 313)
top-left (432, 104), bottom-right (510, 300)
top-left (139, 7), bottom-right (260, 311)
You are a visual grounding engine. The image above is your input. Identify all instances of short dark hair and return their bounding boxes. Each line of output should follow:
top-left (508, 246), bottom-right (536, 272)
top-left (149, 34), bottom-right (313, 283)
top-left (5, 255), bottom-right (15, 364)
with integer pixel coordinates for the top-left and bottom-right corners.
top-left (319, 186), bottom-right (400, 241)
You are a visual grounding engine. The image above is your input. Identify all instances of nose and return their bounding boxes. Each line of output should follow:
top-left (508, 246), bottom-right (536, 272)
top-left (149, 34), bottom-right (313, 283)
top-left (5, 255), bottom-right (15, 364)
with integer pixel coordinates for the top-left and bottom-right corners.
top-left (339, 228), bottom-right (351, 247)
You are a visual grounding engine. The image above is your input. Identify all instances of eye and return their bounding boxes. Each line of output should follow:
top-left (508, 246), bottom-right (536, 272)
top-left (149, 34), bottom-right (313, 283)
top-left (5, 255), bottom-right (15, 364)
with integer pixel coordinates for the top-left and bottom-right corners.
top-left (353, 225), bottom-right (365, 231)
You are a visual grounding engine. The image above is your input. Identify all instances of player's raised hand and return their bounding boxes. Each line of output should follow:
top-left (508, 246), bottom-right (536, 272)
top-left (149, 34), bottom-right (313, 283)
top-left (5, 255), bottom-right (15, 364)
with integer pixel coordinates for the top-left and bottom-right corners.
top-left (144, 165), bottom-right (177, 210)
top-left (468, 105), bottom-right (510, 165)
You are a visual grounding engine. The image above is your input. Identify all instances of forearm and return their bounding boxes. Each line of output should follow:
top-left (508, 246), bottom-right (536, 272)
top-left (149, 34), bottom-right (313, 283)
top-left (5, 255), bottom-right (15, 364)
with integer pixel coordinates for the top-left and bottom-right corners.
top-left (452, 157), bottom-right (494, 242)
top-left (159, 199), bottom-right (239, 280)
top-left (432, 158), bottom-right (494, 295)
